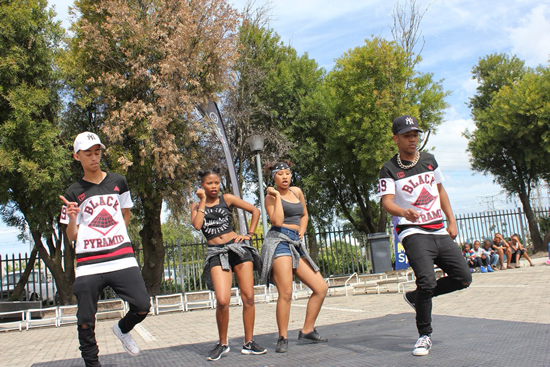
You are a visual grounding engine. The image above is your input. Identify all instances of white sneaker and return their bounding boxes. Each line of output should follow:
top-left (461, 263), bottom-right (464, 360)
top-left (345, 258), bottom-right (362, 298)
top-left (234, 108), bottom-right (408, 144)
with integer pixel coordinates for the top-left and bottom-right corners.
top-left (412, 335), bottom-right (432, 356)
top-left (112, 323), bottom-right (140, 356)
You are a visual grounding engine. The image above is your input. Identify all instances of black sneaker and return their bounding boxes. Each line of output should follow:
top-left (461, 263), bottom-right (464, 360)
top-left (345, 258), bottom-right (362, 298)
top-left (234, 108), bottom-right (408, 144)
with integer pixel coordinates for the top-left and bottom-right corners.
top-left (298, 328), bottom-right (327, 342)
top-left (207, 343), bottom-right (230, 361)
top-left (241, 340), bottom-right (267, 355)
top-left (403, 290), bottom-right (416, 310)
top-left (275, 336), bottom-right (288, 353)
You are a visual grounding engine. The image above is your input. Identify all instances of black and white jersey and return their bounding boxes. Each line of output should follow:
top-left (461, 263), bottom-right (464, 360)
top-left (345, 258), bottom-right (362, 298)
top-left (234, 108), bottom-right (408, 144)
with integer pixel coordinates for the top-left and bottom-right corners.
top-left (378, 152), bottom-right (447, 241)
top-left (60, 172), bottom-right (138, 277)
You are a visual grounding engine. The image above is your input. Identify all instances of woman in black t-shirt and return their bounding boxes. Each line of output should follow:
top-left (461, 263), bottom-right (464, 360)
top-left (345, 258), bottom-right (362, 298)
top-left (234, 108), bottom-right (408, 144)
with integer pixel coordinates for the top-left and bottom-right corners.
top-left (191, 168), bottom-right (266, 361)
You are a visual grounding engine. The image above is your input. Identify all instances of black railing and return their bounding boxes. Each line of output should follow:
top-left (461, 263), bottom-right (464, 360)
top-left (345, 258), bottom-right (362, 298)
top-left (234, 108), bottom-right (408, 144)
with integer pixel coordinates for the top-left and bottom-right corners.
top-left (136, 227), bottom-right (373, 294)
top-left (2, 206), bottom-right (548, 302)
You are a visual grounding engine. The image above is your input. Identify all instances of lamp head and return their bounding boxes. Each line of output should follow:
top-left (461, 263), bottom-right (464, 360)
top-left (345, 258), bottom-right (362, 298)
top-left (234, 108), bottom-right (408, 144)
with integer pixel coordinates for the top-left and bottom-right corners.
top-left (246, 135), bottom-right (265, 152)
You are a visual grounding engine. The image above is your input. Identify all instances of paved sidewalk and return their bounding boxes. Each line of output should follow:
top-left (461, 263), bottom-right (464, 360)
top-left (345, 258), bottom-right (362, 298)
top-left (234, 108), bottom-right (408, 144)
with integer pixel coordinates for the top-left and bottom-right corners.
top-left (1, 257), bottom-right (548, 366)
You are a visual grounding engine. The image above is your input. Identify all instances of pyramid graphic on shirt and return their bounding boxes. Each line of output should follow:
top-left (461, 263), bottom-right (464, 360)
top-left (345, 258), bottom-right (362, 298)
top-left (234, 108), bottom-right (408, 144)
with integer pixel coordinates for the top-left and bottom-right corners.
top-left (412, 187), bottom-right (438, 211)
top-left (89, 208), bottom-right (118, 236)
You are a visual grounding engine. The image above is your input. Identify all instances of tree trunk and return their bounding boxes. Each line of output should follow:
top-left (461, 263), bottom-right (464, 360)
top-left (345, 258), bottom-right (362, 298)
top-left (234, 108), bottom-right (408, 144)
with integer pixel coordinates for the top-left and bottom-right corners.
top-left (306, 225), bottom-right (318, 264)
top-left (31, 230), bottom-right (76, 305)
top-left (517, 190), bottom-right (544, 252)
top-left (10, 245), bottom-right (38, 301)
top-left (140, 196), bottom-right (164, 296)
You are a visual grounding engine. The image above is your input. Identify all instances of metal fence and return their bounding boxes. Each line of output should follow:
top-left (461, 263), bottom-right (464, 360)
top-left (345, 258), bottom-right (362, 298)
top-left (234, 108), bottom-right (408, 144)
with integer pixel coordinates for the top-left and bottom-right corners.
top-left (454, 207), bottom-right (549, 248)
top-left (1, 206), bottom-right (548, 303)
top-left (0, 254), bottom-right (57, 303)
top-left (137, 227), bottom-right (371, 294)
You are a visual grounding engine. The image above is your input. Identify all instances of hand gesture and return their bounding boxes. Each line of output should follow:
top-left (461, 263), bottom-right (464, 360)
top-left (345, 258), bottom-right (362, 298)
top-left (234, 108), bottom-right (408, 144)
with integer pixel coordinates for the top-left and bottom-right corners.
top-left (59, 195), bottom-right (79, 221)
top-left (403, 208), bottom-right (420, 222)
top-left (196, 188), bottom-right (206, 200)
top-left (266, 187), bottom-right (279, 198)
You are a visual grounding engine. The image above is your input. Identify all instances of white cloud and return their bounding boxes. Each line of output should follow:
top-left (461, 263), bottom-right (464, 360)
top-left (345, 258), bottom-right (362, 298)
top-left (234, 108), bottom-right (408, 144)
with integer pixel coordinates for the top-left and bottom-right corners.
top-left (508, 4), bottom-right (550, 66)
top-left (52, 0), bottom-right (75, 28)
top-left (0, 227), bottom-right (19, 235)
top-left (232, 0), bottom-right (385, 25)
top-left (461, 74), bottom-right (479, 97)
top-left (425, 116), bottom-right (473, 171)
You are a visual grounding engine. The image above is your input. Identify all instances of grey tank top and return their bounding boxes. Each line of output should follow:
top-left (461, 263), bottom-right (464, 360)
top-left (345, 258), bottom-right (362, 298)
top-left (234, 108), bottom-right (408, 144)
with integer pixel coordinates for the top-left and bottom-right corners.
top-left (281, 189), bottom-right (303, 226)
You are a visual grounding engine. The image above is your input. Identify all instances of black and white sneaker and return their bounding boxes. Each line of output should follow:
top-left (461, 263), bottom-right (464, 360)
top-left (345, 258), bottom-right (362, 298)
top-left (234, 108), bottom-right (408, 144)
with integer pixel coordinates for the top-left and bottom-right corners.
top-left (412, 335), bottom-right (432, 356)
top-left (241, 340), bottom-right (267, 355)
top-left (298, 328), bottom-right (327, 342)
top-left (275, 336), bottom-right (288, 353)
top-left (207, 343), bottom-right (230, 361)
top-left (403, 291), bottom-right (416, 310)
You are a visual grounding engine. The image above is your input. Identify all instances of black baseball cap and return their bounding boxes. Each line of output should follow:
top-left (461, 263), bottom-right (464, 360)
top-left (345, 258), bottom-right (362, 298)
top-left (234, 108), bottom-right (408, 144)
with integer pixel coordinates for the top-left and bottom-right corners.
top-left (392, 115), bottom-right (423, 135)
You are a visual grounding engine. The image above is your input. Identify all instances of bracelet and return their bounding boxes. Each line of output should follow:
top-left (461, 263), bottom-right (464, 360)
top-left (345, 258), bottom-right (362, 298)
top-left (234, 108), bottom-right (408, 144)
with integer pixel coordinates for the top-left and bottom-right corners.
top-left (198, 208), bottom-right (205, 213)
top-left (247, 232), bottom-right (255, 237)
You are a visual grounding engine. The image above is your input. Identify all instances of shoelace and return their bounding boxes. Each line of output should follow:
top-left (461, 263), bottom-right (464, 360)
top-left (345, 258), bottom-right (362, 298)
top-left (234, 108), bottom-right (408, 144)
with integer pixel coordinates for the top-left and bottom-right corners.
top-left (415, 336), bottom-right (432, 348)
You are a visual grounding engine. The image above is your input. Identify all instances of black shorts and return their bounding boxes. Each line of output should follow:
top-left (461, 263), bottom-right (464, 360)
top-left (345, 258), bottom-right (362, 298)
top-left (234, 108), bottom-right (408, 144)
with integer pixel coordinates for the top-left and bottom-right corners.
top-left (512, 249), bottom-right (526, 256)
top-left (209, 246), bottom-right (253, 269)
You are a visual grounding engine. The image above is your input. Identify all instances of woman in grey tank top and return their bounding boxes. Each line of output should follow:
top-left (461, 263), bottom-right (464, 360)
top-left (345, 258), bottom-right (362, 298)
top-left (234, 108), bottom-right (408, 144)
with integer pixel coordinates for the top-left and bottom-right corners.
top-left (262, 162), bottom-right (328, 353)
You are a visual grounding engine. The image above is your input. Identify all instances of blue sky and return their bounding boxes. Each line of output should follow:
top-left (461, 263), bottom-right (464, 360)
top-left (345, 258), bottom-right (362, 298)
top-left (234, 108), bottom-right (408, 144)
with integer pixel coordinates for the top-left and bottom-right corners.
top-left (1, 0), bottom-right (549, 255)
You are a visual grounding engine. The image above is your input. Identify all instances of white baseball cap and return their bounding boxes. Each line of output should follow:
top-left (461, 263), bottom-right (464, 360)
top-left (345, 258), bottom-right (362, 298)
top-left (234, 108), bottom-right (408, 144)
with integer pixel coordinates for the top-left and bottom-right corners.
top-left (73, 132), bottom-right (106, 153)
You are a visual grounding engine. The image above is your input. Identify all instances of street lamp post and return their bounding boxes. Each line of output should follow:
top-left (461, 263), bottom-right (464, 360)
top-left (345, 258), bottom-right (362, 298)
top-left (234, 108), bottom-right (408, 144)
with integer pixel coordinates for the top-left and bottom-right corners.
top-left (246, 135), bottom-right (269, 237)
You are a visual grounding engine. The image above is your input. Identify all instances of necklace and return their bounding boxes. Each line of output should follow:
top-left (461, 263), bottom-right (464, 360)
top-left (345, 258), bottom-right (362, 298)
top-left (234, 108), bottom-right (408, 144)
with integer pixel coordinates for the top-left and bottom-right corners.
top-left (397, 151), bottom-right (420, 170)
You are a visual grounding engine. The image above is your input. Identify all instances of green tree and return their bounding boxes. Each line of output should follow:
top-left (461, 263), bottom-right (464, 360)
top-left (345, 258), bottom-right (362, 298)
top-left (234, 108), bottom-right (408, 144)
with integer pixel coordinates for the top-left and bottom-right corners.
top-left (288, 37), bottom-right (448, 234)
top-left (221, 4), bottom-right (310, 191)
top-left (64, 0), bottom-right (240, 294)
top-left (465, 54), bottom-right (550, 252)
top-left (0, 0), bottom-right (76, 304)
top-left (162, 216), bottom-right (198, 245)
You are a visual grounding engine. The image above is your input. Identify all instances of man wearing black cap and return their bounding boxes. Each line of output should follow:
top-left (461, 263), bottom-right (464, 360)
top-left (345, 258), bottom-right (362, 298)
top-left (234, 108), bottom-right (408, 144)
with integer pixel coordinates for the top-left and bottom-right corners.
top-left (378, 116), bottom-right (472, 356)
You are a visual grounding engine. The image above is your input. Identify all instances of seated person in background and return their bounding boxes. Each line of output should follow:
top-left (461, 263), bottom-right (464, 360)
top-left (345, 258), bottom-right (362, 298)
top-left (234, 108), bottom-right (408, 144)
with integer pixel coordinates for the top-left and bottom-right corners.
top-left (462, 243), bottom-right (478, 272)
top-left (492, 233), bottom-right (513, 270)
top-left (482, 240), bottom-right (499, 270)
top-left (472, 240), bottom-right (493, 273)
top-left (509, 234), bottom-right (534, 267)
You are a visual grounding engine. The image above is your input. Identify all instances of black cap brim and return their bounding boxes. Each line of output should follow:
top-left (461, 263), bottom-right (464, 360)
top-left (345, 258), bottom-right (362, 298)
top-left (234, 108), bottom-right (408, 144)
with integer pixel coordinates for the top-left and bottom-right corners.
top-left (394, 126), bottom-right (423, 135)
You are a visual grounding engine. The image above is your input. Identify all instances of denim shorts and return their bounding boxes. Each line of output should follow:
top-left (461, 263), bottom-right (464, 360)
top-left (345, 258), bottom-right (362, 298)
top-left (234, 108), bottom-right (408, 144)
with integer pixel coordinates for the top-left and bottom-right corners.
top-left (271, 227), bottom-right (305, 258)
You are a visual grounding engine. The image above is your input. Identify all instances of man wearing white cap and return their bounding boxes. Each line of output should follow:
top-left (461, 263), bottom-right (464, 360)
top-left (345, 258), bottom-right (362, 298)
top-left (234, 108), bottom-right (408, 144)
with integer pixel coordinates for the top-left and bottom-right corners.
top-left (59, 132), bottom-right (150, 367)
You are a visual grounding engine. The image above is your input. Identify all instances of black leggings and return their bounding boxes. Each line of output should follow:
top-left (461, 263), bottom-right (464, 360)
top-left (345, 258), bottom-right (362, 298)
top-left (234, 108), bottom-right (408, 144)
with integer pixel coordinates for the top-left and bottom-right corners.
top-left (469, 257), bottom-right (488, 267)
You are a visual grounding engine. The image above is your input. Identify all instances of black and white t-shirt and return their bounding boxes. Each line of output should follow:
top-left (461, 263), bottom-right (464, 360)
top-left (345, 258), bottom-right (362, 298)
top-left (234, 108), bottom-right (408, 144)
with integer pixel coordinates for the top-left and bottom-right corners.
top-left (60, 172), bottom-right (138, 277)
top-left (200, 195), bottom-right (233, 241)
top-left (378, 152), bottom-right (447, 241)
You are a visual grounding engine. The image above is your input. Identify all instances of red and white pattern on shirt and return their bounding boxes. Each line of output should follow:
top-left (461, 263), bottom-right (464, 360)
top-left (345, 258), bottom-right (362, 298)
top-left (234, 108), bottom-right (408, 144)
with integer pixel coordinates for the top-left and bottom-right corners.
top-left (378, 152), bottom-right (448, 241)
top-left (59, 172), bottom-right (137, 277)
